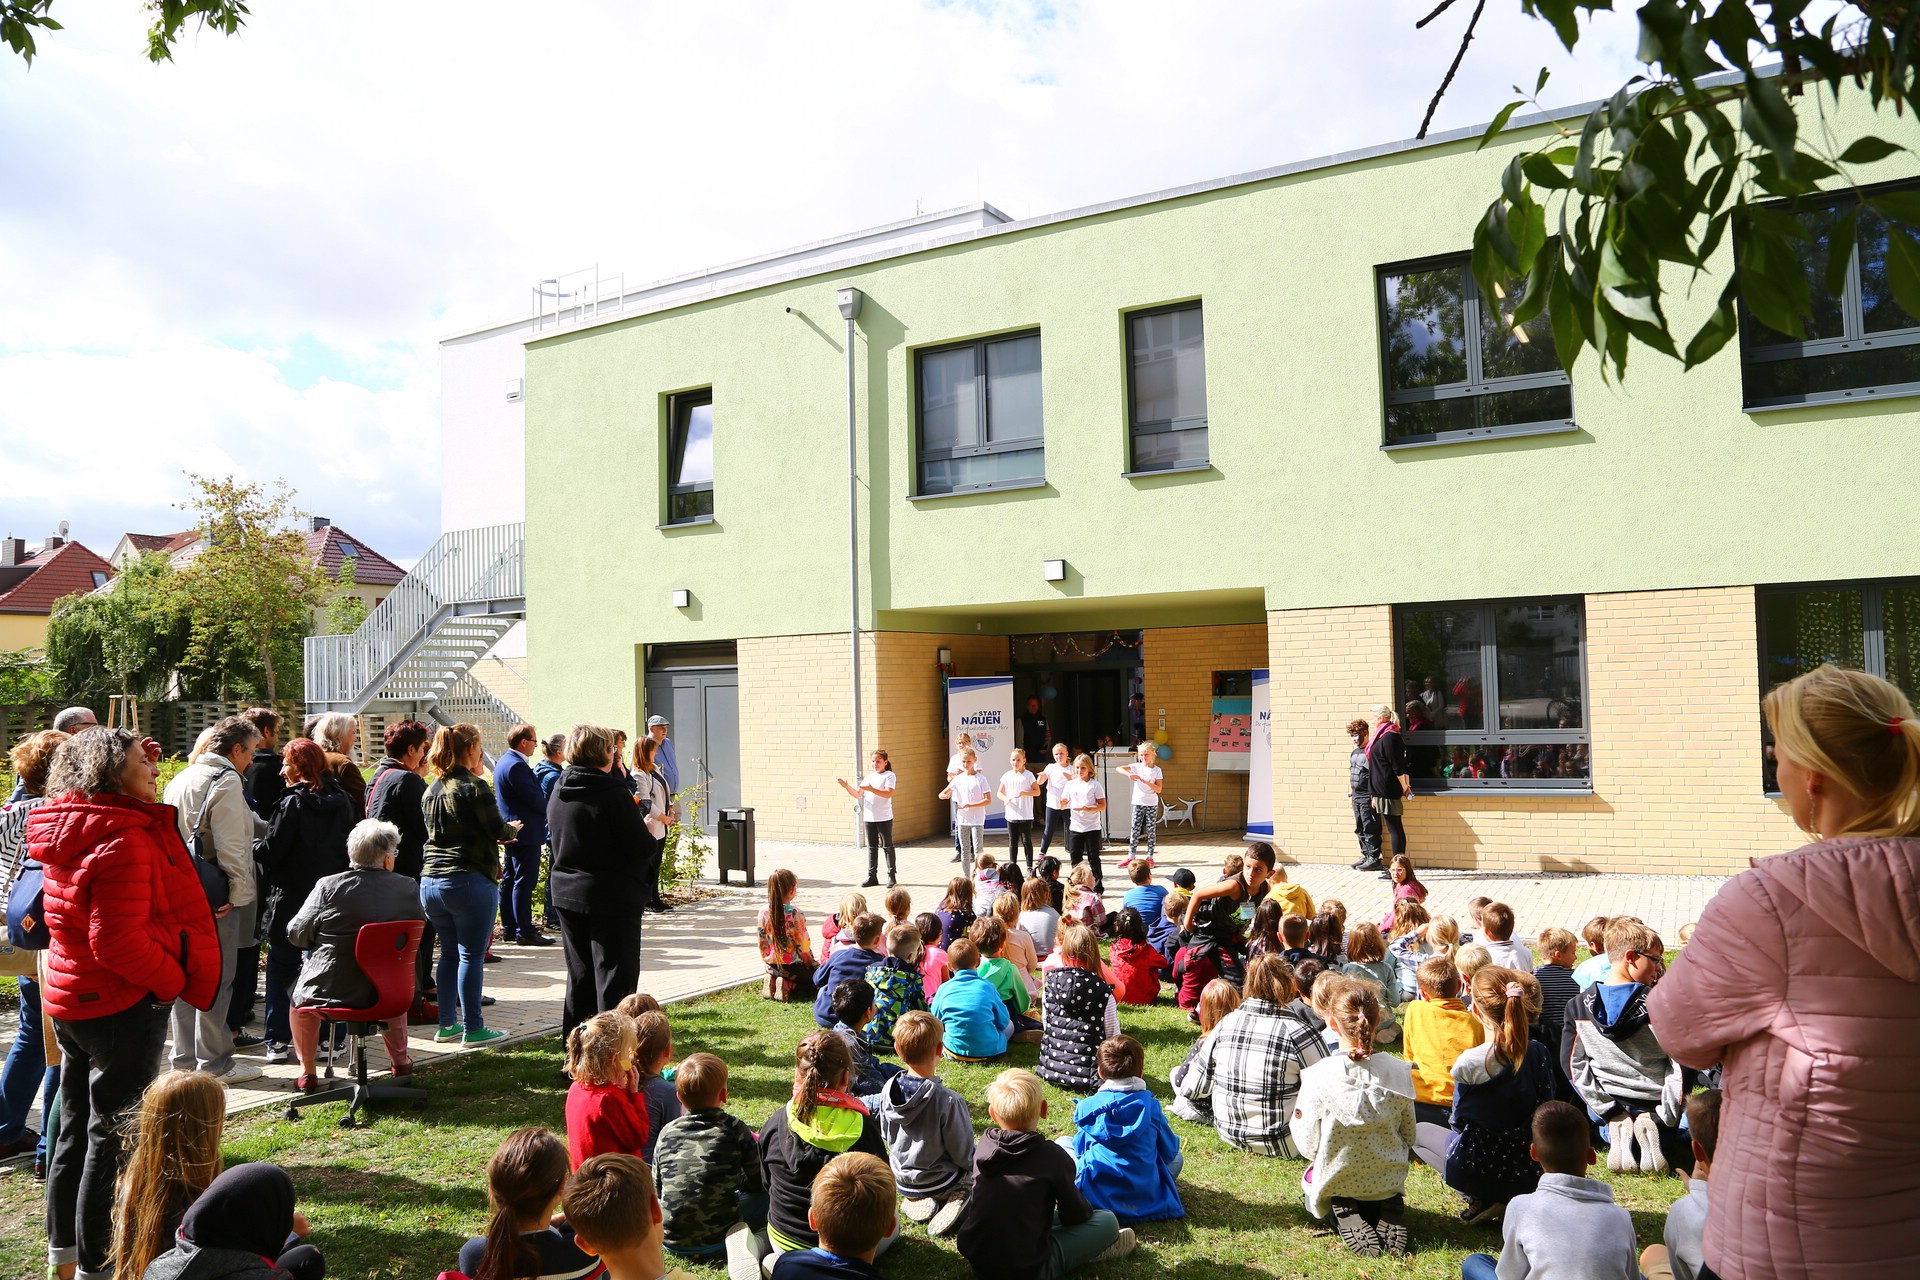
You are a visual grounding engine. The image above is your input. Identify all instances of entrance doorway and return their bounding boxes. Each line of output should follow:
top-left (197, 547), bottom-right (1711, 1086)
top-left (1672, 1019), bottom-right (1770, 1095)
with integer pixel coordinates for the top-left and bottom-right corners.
top-left (1010, 631), bottom-right (1144, 760)
top-left (643, 643), bottom-right (740, 833)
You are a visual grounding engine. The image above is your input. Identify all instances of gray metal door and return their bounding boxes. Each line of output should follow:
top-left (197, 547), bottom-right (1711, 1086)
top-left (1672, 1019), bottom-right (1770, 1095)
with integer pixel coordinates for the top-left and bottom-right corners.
top-left (644, 667), bottom-right (739, 833)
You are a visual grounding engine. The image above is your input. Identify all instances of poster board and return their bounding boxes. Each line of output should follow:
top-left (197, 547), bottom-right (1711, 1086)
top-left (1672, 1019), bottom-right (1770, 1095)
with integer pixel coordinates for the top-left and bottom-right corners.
top-left (946, 676), bottom-right (1012, 831)
top-left (1245, 669), bottom-right (1272, 840)
top-left (1207, 695), bottom-right (1252, 772)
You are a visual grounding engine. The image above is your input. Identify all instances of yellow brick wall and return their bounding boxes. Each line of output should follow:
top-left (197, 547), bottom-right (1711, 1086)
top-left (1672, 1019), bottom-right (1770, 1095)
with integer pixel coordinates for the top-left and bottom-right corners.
top-left (1142, 624), bottom-right (1269, 832)
top-left (1265, 589), bottom-right (1801, 874)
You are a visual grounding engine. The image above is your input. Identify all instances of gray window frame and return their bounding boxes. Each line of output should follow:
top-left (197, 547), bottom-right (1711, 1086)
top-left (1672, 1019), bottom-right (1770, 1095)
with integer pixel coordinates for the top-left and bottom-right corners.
top-left (1392, 594), bottom-right (1593, 792)
top-left (1124, 300), bottom-right (1209, 474)
top-left (1739, 178), bottom-right (1920, 410)
top-left (912, 329), bottom-right (1046, 498)
top-left (1375, 252), bottom-right (1575, 449)
top-left (666, 388), bottom-right (715, 526)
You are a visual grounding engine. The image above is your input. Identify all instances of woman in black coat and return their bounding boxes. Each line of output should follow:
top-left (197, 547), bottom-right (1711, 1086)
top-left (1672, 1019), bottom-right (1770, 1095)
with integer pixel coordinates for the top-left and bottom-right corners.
top-left (546, 723), bottom-right (647, 1038)
top-left (367, 718), bottom-right (435, 1007)
top-left (257, 738), bottom-right (354, 1062)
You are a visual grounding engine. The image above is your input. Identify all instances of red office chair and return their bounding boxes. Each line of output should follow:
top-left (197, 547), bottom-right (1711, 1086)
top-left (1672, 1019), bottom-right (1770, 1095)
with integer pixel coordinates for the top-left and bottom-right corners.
top-left (285, 919), bottom-right (428, 1127)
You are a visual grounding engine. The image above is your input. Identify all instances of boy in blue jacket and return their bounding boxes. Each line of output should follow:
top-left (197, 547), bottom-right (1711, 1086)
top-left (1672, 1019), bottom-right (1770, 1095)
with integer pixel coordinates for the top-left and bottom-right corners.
top-left (928, 939), bottom-right (1010, 1061)
top-left (813, 913), bottom-right (886, 1028)
top-left (1068, 1034), bottom-right (1184, 1224)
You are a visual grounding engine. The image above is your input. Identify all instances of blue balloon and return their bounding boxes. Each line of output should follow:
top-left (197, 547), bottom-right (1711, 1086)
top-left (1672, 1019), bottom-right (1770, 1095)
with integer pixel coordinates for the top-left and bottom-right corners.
top-left (1156, 744), bottom-right (1172, 760)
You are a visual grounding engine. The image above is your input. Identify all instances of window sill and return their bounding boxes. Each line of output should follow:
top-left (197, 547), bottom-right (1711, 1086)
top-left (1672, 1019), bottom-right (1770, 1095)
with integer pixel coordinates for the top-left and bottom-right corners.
top-left (1123, 461), bottom-right (1214, 480)
top-left (656, 516), bottom-right (716, 530)
top-left (1744, 382), bottom-right (1920, 413)
top-left (1381, 420), bottom-right (1578, 451)
top-left (907, 479), bottom-right (1050, 503)
top-left (1412, 786), bottom-right (1595, 797)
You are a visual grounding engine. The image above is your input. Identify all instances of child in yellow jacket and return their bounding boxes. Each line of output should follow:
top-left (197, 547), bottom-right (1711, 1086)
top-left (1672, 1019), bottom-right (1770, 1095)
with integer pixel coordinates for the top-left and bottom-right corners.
top-left (1401, 954), bottom-right (1483, 1126)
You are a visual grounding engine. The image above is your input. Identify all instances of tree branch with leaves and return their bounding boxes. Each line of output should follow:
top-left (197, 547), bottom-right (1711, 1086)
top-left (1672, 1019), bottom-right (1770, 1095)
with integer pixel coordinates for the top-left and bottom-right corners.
top-left (3, 0), bottom-right (247, 66)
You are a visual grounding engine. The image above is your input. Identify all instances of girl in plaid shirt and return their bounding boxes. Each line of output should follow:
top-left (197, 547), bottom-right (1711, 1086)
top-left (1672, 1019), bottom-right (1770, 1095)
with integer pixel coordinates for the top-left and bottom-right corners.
top-left (1176, 954), bottom-right (1329, 1157)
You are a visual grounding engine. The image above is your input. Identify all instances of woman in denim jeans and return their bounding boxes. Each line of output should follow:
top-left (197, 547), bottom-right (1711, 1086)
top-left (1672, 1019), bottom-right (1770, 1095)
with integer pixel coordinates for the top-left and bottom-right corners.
top-left (420, 723), bottom-right (520, 1046)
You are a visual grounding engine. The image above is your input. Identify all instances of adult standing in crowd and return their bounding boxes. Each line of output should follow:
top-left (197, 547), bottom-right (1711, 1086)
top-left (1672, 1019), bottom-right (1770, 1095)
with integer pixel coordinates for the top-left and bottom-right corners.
top-left (1019, 695), bottom-right (1049, 762)
top-left (1346, 719), bottom-right (1383, 872)
top-left (1649, 665), bottom-right (1920, 1280)
top-left (5, 708), bottom-right (89, 804)
top-left (633, 733), bottom-right (673, 913)
top-left (534, 734), bottom-right (565, 799)
top-left (257, 738), bottom-right (354, 1064)
top-left (368, 718), bottom-right (437, 1023)
top-left (493, 723), bottom-right (553, 946)
top-left (312, 712), bottom-right (367, 820)
top-left (0, 729), bottom-right (68, 1169)
top-left (1364, 703), bottom-right (1411, 869)
top-left (647, 714), bottom-right (679, 798)
top-left (161, 714), bottom-right (267, 1085)
top-left (837, 749), bottom-right (897, 888)
top-left (547, 723), bottom-right (647, 1038)
top-left (420, 722), bottom-right (519, 1047)
top-left (32, 726), bottom-right (221, 1280)
top-left (242, 707), bottom-right (286, 817)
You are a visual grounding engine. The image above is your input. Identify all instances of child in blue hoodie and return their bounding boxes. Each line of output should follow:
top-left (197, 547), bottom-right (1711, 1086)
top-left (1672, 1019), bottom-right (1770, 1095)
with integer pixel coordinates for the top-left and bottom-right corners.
top-left (813, 913), bottom-right (886, 1029)
top-left (928, 939), bottom-right (1010, 1061)
top-left (1067, 1034), bottom-right (1184, 1225)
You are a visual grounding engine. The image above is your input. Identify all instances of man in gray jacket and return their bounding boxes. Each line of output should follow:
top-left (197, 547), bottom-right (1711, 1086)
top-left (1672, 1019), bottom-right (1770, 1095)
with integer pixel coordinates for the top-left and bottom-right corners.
top-left (163, 714), bottom-right (267, 1083)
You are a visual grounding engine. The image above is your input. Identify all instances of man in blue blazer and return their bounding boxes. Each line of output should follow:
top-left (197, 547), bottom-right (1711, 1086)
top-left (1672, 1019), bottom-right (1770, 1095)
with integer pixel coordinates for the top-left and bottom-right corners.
top-left (494, 723), bottom-right (553, 946)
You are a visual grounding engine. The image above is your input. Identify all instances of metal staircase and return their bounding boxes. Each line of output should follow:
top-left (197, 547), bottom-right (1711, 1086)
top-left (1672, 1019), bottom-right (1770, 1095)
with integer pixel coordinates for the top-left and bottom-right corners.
top-left (304, 523), bottom-right (526, 720)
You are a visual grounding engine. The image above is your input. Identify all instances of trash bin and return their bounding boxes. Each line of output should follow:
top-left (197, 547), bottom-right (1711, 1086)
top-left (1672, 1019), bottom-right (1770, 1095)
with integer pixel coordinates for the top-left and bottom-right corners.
top-left (717, 807), bottom-right (756, 886)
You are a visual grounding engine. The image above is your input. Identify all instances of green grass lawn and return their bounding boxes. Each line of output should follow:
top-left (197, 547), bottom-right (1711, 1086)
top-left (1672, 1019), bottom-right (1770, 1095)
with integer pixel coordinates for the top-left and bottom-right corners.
top-left (0, 982), bottom-right (1686, 1279)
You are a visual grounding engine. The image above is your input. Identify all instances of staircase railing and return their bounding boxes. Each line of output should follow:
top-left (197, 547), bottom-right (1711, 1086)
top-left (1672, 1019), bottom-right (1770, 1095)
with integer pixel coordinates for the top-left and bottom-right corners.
top-left (305, 523), bottom-right (525, 711)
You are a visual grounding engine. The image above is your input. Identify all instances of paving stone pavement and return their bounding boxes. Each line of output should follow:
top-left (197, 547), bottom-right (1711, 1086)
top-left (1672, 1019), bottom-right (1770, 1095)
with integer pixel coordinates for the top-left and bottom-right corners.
top-left (0, 831), bottom-right (1726, 1140)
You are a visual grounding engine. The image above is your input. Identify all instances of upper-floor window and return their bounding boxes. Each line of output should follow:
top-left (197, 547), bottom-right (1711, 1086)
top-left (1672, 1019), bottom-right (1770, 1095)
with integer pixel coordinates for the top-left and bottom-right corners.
top-left (89, 571), bottom-right (108, 589)
top-left (667, 389), bottom-right (714, 524)
top-left (915, 331), bottom-right (1044, 497)
top-left (1127, 302), bottom-right (1207, 473)
top-left (338, 540), bottom-right (359, 559)
top-left (1377, 254), bottom-right (1572, 447)
top-left (1394, 596), bottom-right (1590, 789)
top-left (1740, 181), bottom-right (1920, 409)
top-left (1756, 580), bottom-right (1920, 790)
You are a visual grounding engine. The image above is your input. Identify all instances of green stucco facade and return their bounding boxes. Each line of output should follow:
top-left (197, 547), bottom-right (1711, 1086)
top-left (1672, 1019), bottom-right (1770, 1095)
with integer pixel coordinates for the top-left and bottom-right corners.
top-left (523, 92), bottom-right (1918, 735)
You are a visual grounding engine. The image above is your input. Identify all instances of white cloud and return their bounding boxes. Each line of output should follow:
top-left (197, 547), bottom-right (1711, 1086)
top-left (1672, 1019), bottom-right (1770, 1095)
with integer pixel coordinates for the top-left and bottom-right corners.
top-left (1, 0), bottom-right (1670, 558)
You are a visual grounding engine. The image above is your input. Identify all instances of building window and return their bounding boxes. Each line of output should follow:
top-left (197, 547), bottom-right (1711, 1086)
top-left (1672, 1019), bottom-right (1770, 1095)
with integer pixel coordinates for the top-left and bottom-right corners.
top-left (666, 389), bottom-right (715, 523)
top-left (1376, 254), bottom-right (1572, 446)
top-left (1394, 597), bottom-right (1590, 789)
top-left (915, 330), bottom-right (1044, 496)
top-left (337, 540), bottom-right (359, 559)
top-left (1127, 303), bottom-right (1207, 472)
top-left (90, 571), bottom-right (108, 588)
top-left (1756, 581), bottom-right (1920, 790)
top-left (1739, 182), bottom-right (1920, 408)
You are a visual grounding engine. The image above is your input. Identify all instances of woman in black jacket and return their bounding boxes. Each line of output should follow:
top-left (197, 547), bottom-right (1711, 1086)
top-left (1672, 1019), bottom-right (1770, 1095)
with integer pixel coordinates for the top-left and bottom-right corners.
top-left (420, 723), bottom-right (520, 1046)
top-left (547, 723), bottom-right (647, 1037)
top-left (258, 738), bottom-right (354, 1064)
top-left (367, 718), bottom-right (435, 1012)
top-left (1364, 703), bottom-right (1413, 864)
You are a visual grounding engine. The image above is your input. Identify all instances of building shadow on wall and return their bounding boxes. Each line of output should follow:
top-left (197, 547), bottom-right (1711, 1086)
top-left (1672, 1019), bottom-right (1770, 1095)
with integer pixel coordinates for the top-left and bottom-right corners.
top-left (1404, 792), bottom-right (1616, 873)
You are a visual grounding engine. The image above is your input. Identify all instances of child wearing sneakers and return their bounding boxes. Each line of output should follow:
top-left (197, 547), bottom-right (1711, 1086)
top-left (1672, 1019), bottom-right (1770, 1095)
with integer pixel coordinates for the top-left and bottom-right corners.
top-left (1069, 1034), bottom-right (1185, 1224)
top-left (955, 1069), bottom-right (1133, 1278)
top-left (770, 1152), bottom-right (898, 1280)
top-left (1459, 1101), bottom-right (1639, 1280)
top-left (758, 1031), bottom-right (895, 1264)
top-left (863, 922), bottom-right (929, 1053)
top-left (1639, 1089), bottom-right (1718, 1280)
top-left (562, 1153), bottom-right (699, 1280)
top-left (564, 1012), bottom-right (650, 1168)
top-left (1289, 974), bottom-right (1416, 1258)
top-left (862, 1011), bottom-right (975, 1238)
top-left (1564, 918), bottom-right (1693, 1175)
top-left (1402, 955), bottom-right (1484, 1127)
top-left (1118, 740), bottom-right (1162, 868)
top-left (929, 939), bottom-right (1011, 1062)
top-left (651, 1053), bottom-right (768, 1271)
top-left (1426, 968), bottom-right (1556, 1226)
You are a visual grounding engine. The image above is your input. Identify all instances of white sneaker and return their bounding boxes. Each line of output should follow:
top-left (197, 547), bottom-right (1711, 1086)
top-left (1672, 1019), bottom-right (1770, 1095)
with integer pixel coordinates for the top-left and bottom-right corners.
top-left (1092, 1227), bottom-right (1136, 1262)
top-left (211, 1061), bottom-right (264, 1084)
top-left (901, 1196), bottom-right (937, 1223)
top-left (1606, 1119), bottom-right (1633, 1172)
top-left (724, 1224), bottom-right (764, 1280)
top-left (1634, 1113), bottom-right (1668, 1173)
top-left (928, 1196), bottom-right (967, 1237)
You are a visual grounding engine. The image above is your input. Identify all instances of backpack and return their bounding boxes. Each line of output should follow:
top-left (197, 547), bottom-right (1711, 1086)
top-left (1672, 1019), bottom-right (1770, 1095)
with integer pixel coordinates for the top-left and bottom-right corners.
top-left (5, 858), bottom-right (48, 950)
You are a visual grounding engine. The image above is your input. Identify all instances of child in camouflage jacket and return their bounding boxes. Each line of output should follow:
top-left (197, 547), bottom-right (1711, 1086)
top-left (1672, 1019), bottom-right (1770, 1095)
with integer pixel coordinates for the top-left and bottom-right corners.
top-left (652, 1053), bottom-right (767, 1260)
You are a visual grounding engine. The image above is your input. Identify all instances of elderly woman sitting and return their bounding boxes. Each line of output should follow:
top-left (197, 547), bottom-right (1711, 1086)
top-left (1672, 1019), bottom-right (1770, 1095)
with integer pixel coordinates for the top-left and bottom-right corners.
top-left (284, 818), bottom-right (426, 1092)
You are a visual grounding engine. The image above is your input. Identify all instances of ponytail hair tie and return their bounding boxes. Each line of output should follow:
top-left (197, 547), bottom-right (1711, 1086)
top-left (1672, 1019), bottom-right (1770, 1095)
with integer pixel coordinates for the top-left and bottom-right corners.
top-left (1892, 717), bottom-right (1907, 735)
top-left (1505, 982), bottom-right (1524, 1000)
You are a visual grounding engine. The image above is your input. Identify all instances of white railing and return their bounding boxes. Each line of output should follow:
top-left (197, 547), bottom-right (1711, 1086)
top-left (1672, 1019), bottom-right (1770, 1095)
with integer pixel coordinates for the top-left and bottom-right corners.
top-left (531, 265), bottom-right (628, 332)
top-left (305, 523), bottom-right (525, 709)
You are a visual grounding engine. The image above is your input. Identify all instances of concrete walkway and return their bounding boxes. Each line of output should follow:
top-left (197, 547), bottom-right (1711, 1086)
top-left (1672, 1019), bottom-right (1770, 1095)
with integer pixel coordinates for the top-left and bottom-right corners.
top-left (0, 832), bottom-right (1727, 1136)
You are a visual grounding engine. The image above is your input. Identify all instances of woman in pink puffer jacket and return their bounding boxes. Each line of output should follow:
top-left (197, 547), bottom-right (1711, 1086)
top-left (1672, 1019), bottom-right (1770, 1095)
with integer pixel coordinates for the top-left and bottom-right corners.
top-left (1649, 665), bottom-right (1920, 1280)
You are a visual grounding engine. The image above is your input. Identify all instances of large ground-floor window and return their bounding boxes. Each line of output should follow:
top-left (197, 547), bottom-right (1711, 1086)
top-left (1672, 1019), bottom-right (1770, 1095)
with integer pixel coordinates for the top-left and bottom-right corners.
top-left (1757, 580), bottom-right (1920, 791)
top-left (1393, 597), bottom-right (1590, 789)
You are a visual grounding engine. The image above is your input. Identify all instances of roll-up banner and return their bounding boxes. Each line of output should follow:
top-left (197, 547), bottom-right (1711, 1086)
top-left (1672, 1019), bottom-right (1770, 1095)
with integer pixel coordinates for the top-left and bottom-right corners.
top-left (946, 676), bottom-right (1013, 831)
top-left (1245, 668), bottom-right (1273, 840)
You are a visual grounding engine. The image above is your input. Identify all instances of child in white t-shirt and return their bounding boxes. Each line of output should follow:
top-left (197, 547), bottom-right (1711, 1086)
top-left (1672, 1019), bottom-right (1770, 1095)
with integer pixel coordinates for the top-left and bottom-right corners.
top-left (1038, 742), bottom-right (1074, 861)
top-left (944, 732), bottom-right (973, 867)
top-left (1118, 741), bottom-right (1164, 869)
top-left (837, 748), bottom-right (899, 889)
top-left (940, 748), bottom-right (991, 876)
top-left (1063, 752), bottom-right (1108, 893)
top-left (998, 748), bottom-right (1041, 874)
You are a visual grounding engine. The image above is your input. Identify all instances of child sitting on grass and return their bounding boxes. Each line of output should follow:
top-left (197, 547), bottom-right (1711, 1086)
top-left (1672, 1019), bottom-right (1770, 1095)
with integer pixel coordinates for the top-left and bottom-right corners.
top-left (990, 890), bottom-right (1041, 998)
top-left (929, 938), bottom-right (1012, 1062)
top-left (955, 1069), bottom-right (1133, 1277)
top-left (1309, 911), bottom-right (1347, 966)
top-left (1119, 859), bottom-right (1168, 938)
top-left (1565, 917), bottom-right (1692, 1175)
top-left (1479, 902), bottom-right (1535, 974)
top-left (1063, 862), bottom-right (1104, 932)
top-left (812, 912), bottom-right (886, 1029)
top-left (1147, 887), bottom-right (1187, 960)
top-left (970, 917), bottom-right (1043, 1041)
top-left (1460, 1102), bottom-right (1639, 1280)
top-left (1456, 945), bottom-right (1493, 1004)
top-left (1462, 896), bottom-right (1492, 944)
top-left (1532, 927), bottom-right (1582, 1068)
top-left (770, 1152), bottom-right (898, 1280)
top-left (1389, 908), bottom-right (1455, 1003)
top-left (863, 1011), bottom-right (975, 1237)
top-left (863, 921), bottom-right (929, 1052)
top-left (915, 912), bottom-right (950, 1000)
top-left (882, 885), bottom-right (912, 932)
top-left (1108, 906), bottom-right (1169, 1005)
top-left (1069, 1034), bottom-right (1185, 1224)
top-left (565, 1011), bottom-right (650, 1168)
top-left (1572, 915), bottom-right (1613, 989)
top-left (1289, 974), bottom-right (1415, 1258)
top-left (562, 1153), bottom-right (697, 1280)
top-left (1038, 921), bottom-right (1122, 1094)
top-left (757, 1031), bottom-right (894, 1263)
top-left (1247, 898), bottom-right (1284, 959)
top-left (652, 1052), bottom-right (767, 1272)
top-left (459, 1127), bottom-right (598, 1280)
top-left (616, 992), bottom-right (661, 1019)
top-left (936, 878), bottom-right (978, 949)
top-left (1428, 968), bottom-right (1555, 1226)
top-left (1402, 954), bottom-right (1483, 1128)
top-left (1639, 1089), bottom-right (1719, 1280)
top-left (820, 892), bottom-right (869, 961)
top-left (1281, 913), bottom-right (1317, 967)
top-left (1267, 863), bottom-right (1313, 919)
top-left (1170, 978), bottom-right (1242, 1124)
top-left (974, 850), bottom-right (1003, 904)
top-left (633, 1011), bottom-right (682, 1166)
top-left (140, 1163), bottom-right (325, 1280)
top-left (1340, 922), bottom-right (1401, 1044)
top-left (829, 980), bottom-right (903, 1096)
top-left (1171, 927), bottom-right (1231, 1015)
top-left (1018, 876), bottom-right (1060, 960)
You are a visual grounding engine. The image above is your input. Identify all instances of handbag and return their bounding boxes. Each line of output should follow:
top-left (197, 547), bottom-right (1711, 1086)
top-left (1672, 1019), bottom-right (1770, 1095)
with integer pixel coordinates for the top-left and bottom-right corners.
top-left (187, 779), bottom-right (231, 913)
top-left (5, 858), bottom-right (48, 950)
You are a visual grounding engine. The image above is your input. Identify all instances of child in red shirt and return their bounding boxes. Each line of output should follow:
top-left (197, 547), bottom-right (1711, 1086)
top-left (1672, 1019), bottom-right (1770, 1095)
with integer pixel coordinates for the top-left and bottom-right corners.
top-left (564, 1011), bottom-right (650, 1169)
top-left (1108, 907), bottom-right (1169, 1005)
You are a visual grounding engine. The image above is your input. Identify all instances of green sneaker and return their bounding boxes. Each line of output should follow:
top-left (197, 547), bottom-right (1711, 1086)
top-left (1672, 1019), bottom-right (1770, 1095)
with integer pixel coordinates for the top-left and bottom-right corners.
top-left (434, 1025), bottom-right (464, 1043)
top-left (463, 1027), bottom-right (507, 1046)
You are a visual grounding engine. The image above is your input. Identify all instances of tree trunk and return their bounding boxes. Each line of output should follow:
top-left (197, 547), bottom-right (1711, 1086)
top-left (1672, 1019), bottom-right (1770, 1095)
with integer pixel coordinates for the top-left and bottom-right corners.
top-left (261, 640), bottom-right (276, 703)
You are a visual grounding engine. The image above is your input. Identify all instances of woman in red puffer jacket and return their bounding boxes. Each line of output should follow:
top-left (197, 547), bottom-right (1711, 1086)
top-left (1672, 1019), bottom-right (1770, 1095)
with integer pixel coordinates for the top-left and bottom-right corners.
top-left (28, 726), bottom-right (221, 1280)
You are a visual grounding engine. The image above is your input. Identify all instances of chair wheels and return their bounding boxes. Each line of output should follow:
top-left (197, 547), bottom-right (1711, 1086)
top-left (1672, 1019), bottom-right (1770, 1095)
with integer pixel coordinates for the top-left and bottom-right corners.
top-left (412, 1097), bottom-right (428, 1111)
top-left (284, 1105), bottom-right (300, 1121)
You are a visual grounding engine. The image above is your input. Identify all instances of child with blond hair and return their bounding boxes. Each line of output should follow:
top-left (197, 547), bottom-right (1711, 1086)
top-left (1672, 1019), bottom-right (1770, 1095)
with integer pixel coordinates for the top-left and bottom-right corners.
top-left (863, 1012), bottom-right (974, 1237)
top-left (1341, 922), bottom-right (1401, 1044)
top-left (565, 1012), bottom-right (650, 1168)
top-left (1401, 954), bottom-right (1482, 1128)
top-left (1170, 979), bottom-right (1242, 1123)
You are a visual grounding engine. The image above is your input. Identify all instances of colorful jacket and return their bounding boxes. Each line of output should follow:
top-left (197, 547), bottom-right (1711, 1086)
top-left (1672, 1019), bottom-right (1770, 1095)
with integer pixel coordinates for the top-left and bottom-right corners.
top-left (1071, 1078), bottom-right (1184, 1223)
top-left (758, 903), bottom-right (814, 968)
top-left (929, 968), bottom-right (1009, 1058)
top-left (759, 1093), bottom-right (886, 1250)
top-left (1109, 938), bottom-right (1167, 1005)
top-left (654, 1106), bottom-right (764, 1251)
top-left (863, 955), bottom-right (928, 1050)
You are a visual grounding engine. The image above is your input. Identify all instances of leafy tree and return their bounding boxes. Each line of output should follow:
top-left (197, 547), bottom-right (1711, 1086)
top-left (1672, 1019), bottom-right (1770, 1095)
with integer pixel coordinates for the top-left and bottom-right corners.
top-left (41, 550), bottom-right (188, 706)
top-left (1417, 1), bottom-right (1919, 377)
top-left (326, 555), bottom-right (371, 635)
top-left (167, 474), bottom-right (327, 703)
top-left (0, 647), bottom-right (58, 704)
top-left (3, 0), bottom-right (247, 65)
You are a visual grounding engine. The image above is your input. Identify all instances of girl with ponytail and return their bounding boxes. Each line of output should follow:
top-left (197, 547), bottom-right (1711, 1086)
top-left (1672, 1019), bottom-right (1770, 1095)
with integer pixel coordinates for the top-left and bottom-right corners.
top-left (757, 867), bottom-right (815, 1002)
top-left (562, 1012), bottom-right (649, 1169)
top-left (1648, 664), bottom-right (1920, 1279)
top-left (458, 1127), bottom-right (595, 1280)
top-left (1288, 974), bottom-right (1417, 1257)
top-left (759, 1029), bottom-right (895, 1260)
top-left (1416, 965), bottom-right (1555, 1225)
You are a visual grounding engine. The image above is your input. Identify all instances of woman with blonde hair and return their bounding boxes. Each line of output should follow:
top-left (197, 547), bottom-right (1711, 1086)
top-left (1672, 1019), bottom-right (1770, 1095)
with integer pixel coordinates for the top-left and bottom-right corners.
top-left (420, 723), bottom-right (521, 1047)
top-left (1650, 665), bottom-right (1920, 1280)
top-left (1361, 703), bottom-right (1410, 868)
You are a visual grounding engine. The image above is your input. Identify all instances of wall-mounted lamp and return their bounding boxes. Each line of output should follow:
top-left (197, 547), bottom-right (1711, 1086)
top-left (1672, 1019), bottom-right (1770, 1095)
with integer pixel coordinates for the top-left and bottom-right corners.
top-left (937, 647), bottom-right (953, 666)
top-left (1042, 559), bottom-right (1067, 583)
top-left (671, 588), bottom-right (691, 609)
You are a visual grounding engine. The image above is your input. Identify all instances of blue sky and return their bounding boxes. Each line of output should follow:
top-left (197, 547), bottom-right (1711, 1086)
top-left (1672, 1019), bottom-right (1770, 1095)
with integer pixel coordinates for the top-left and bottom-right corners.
top-left (0, 0), bottom-right (1680, 564)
